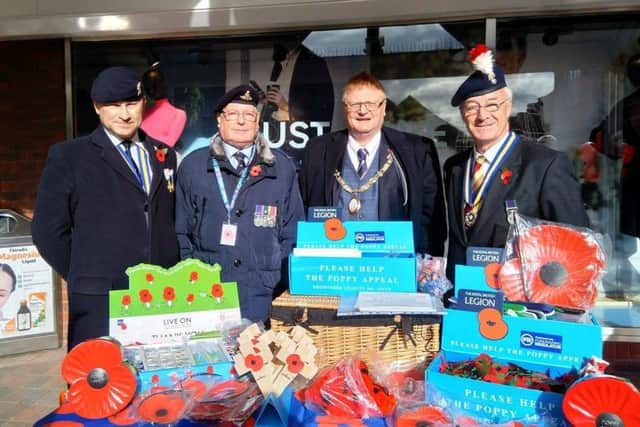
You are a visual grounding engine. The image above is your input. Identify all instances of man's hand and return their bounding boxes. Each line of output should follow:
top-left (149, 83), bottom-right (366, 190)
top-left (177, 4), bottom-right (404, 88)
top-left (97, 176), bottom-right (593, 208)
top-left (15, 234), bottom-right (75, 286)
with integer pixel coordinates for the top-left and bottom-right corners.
top-left (266, 86), bottom-right (290, 121)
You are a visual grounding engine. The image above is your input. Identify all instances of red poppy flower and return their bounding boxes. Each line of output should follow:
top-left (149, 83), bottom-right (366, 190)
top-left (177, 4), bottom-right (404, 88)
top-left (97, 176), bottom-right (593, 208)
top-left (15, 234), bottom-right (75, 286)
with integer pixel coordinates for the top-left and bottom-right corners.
top-left (155, 148), bottom-right (167, 163)
top-left (563, 376), bottom-right (640, 427)
top-left (189, 271), bottom-right (198, 283)
top-left (180, 377), bottom-right (208, 401)
top-left (163, 286), bottom-right (176, 306)
top-left (60, 338), bottom-right (137, 419)
top-left (211, 283), bottom-right (224, 302)
top-left (244, 354), bottom-right (264, 372)
top-left (484, 263), bottom-right (501, 289)
top-left (121, 295), bottom-right (131, 307)
top-left (145, 273), bottom-right (154, 284)
top-left (186, 293), bottom-right (195, 305)
top-left (249, 165), bottom-right (262, 177)
top-left (396, 405), bottom-right (451, 427)
top-left (500, 168), bottom-right (512, 185)
top-left (497, 224), bottom-right (605, 309)
top-left (286, 354), bottom-right (304, 374)
top-left (139, 289), bottom-right (153, 307)
top-left (137, 390), bottom-right (189, 424)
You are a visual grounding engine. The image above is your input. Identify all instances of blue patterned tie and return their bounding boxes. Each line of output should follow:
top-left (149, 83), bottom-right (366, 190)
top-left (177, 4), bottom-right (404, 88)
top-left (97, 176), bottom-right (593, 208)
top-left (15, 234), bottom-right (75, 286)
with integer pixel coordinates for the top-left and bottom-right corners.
top-left (357, 148), bottom-right (368, 178)
top-left (121, 140), bottom-right (145, 191)
top-left (233, 152), bottom-right (247, 171)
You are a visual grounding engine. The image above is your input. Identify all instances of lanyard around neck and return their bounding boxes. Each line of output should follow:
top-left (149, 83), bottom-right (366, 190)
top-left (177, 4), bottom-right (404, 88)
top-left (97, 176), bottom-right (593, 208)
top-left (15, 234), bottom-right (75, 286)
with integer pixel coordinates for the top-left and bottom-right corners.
top-left (211, 158), bottom-right (249, 223)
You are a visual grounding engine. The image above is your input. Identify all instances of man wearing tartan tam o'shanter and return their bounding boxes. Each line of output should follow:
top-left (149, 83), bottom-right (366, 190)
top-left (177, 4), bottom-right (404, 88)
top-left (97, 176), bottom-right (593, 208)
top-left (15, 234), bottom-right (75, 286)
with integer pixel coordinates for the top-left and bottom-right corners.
top-left (443, 44), bottom-right (589, 282)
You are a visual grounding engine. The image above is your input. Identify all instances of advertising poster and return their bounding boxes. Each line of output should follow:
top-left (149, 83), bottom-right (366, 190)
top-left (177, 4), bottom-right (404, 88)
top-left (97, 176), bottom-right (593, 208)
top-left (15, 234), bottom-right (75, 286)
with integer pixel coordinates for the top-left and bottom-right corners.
top-left (0, 245), bottom-right (55, 339)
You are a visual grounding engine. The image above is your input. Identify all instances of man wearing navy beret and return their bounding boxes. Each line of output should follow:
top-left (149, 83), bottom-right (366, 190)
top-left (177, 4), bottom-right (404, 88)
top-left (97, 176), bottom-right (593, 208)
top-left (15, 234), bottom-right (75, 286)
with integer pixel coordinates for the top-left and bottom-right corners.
top-left (175, 84), bottom-right (304, 322)
top-left (32, 66), bottom-right (179, 350)
top-left (444, 45), bottom-right (589, 281)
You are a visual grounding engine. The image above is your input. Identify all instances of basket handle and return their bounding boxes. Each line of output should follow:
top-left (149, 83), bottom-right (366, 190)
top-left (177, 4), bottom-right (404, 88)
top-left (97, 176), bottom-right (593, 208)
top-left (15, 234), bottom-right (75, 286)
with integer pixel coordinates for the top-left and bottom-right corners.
top-left (379, 316), bottom-right (416, 351)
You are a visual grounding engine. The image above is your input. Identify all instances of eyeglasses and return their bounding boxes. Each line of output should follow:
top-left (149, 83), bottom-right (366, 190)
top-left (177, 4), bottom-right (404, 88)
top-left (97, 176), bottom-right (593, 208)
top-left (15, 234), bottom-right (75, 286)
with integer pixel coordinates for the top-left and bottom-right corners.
top-left (343, 99), bottom-right (386, 112)
top-left (461, 98), bottom-right (511, 116)
top-left (221, 110), bottom-right (258, 122)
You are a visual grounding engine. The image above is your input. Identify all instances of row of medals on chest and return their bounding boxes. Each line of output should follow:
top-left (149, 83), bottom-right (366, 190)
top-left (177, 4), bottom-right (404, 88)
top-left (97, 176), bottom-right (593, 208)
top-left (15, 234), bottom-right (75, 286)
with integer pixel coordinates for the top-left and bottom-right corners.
top-left (334, 150), bottom-right (395, 215)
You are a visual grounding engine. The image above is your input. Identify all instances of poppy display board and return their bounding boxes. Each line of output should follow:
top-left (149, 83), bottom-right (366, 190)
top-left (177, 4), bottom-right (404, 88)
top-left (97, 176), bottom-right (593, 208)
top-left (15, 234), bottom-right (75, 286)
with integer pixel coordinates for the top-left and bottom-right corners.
top-left (108, 258), bottom-right (241, 345)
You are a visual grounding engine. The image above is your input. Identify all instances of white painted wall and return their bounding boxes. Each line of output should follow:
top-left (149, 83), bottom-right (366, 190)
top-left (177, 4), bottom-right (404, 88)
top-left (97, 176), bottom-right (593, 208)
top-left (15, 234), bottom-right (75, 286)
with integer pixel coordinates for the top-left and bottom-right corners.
top-left (0, 0), bottom-right (638, 40)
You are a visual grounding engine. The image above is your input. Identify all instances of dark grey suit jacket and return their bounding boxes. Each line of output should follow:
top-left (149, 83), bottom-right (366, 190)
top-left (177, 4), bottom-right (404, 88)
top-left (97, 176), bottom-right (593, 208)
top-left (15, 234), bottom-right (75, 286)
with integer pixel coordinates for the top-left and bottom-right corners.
top-left (443, 135), bottom-right (589, 281)
top-left (300, 126), bottom-right (446, 255)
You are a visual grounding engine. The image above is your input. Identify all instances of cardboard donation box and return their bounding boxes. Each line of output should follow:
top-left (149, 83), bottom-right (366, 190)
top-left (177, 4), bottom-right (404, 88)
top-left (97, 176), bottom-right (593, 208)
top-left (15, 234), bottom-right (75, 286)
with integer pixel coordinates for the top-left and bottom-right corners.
top-left (289, 221), bottom-right (416, 296)
top-left (109, 258), bottom-right (242, 393)
top-left (426, 265), bottom-right (602, 426)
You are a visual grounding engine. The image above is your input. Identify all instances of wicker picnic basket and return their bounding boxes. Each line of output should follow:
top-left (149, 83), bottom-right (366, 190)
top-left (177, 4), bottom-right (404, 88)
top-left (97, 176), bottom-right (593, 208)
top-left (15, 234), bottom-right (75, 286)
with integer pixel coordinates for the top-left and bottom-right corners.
top-left (270, 292), bottom-right (440, 369)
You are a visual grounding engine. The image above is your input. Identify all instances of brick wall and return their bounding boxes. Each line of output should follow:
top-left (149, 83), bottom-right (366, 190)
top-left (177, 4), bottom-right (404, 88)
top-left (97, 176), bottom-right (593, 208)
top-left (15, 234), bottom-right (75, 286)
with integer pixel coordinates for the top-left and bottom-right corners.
top-left (0, 39), bottom-right (66, 212)
top-left (0, 39), bottom-right (68, 346)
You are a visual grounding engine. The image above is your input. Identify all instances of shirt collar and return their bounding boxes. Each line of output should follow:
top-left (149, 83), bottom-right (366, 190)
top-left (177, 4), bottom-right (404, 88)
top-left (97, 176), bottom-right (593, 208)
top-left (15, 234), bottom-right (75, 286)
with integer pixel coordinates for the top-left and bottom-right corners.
top-left (103, 127), bottom-right (141, 148)
top-left (222, 141), bottom-right (255, 168)
top-left (347, 130), bottom-right (382, 157)
top-left (474, 131), bottom-right (510, 163)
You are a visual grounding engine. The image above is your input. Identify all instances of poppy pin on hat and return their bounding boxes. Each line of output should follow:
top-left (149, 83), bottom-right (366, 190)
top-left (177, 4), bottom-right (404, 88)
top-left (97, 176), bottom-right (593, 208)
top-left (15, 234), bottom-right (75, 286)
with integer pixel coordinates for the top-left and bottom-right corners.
top-left (451, 44), bottom-right (507, 106)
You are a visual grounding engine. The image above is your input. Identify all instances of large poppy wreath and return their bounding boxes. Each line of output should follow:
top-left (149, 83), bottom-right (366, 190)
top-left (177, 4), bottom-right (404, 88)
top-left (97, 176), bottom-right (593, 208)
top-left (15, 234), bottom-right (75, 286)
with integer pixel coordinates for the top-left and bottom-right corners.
top-left (497, 224), bottom-right (605, 310)
top-left (61, 338), bottom-right (137, 419)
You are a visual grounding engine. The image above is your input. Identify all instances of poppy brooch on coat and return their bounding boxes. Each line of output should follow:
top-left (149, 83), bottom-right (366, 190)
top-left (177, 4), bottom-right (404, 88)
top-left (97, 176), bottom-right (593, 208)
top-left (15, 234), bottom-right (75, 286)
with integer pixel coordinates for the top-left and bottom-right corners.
top-left (155, 147), bottom-right (168, 163)
top-left (500, 167), bottom-right (513, 185)
top-left (250, 165), bottom-right (262, 177)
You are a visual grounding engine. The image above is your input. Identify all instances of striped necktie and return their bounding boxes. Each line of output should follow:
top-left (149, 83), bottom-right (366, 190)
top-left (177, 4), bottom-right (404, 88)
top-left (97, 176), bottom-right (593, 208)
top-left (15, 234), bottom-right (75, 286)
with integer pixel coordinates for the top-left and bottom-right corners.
top-left (357, 148), bottom-right (368, 178)
top-left (472, 155), bottom-right (488, 195)
top-left (120, 140), bottom-right (151, 193)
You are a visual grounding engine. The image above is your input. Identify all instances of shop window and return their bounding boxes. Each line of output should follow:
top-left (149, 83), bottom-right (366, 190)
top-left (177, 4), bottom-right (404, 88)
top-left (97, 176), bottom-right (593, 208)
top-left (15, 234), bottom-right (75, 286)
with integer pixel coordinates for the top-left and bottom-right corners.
top-left (496, 15), bottom-right (640, 329)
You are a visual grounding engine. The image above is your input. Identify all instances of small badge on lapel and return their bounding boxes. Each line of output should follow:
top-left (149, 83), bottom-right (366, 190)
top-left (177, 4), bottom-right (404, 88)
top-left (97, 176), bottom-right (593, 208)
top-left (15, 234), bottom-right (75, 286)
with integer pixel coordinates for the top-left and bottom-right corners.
top-left (254, 205), bottom-right (277, 228)
top-left (163, 168), bottom-right (175, 193)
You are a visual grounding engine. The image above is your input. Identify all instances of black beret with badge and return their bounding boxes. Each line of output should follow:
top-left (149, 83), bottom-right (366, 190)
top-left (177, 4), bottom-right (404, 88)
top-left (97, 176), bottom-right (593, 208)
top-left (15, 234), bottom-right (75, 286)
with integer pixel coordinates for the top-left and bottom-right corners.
top-left (90, 66), bottom-right (143, 103)
top-left (215, 84), bottom-right (260, 113)
top-left (451, 44), bottom-right (507, 107)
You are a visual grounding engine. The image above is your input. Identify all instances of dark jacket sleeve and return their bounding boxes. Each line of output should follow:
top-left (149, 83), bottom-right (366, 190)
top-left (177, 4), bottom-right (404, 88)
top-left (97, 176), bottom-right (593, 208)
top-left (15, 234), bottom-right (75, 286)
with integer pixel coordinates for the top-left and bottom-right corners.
top-left (32, 144), bottom-right (74, 279)
top-left (423, 137), bottom-right (447, 256)
top-left (279, 158), bottom-right (305, 258)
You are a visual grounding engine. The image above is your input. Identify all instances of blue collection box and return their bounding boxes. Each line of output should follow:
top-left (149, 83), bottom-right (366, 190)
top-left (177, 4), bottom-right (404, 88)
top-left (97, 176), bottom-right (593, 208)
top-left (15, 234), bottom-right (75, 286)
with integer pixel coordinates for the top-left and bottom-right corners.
top-left (289, 221), bottom-right (416, 296)
top-left (426, 265), bottom-right (602, 426)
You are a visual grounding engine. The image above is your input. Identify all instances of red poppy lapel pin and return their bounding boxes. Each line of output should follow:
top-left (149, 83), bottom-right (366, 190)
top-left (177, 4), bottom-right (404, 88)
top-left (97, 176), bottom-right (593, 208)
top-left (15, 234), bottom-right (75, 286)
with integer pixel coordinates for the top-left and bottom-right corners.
top-left (500, 167), bottom-right (513, 185)
top-left (155, 146), bottom-right (168, 163)
top-left (250, 165), bottom-right (262, 177)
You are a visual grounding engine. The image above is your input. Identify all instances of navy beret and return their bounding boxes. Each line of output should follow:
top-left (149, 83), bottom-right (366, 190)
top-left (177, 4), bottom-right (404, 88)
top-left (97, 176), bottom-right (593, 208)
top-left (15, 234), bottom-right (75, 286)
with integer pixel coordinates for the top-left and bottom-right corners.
top-left (451, 45), bottom-right (507, 107)
top-left (91, 66), bottom-right (143, 103)
top-left (215, 84), bottom-right (259, 113)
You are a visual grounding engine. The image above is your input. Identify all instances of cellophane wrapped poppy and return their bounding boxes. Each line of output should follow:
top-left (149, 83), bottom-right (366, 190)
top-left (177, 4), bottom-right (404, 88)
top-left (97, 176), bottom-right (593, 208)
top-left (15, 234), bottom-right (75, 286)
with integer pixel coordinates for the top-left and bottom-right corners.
top-left (187, 378), bottom-right (262, 424)
top-left (563, 375), bottom-right (640, 426)
top-left (395, 405), bottom-right (451, 427)
top-left (498, 223), bottom-right (606, 310)
top-left (60, 338), bottom-right (137, 419)
top-left (136, 389), bottom-right (190, 425)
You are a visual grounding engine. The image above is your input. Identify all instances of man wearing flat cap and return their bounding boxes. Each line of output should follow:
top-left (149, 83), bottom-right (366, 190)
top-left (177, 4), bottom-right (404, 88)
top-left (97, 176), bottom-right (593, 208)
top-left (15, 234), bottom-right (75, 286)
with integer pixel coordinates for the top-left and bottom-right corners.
top-left (175, 84), bottom-right (304, 322)
top-left (32, 66), bottom-right (179, 350)
top-left (444, 45), bottom-right (589, 281)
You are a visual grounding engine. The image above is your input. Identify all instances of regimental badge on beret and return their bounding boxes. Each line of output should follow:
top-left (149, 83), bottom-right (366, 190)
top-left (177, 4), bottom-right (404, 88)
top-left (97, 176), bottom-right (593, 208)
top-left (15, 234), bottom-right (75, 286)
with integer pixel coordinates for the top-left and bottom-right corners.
top-left (451, 44), bottom-right (507, 107)
top-left (215, 84), bottom-right (260, 113)
top-left (91, 66), bottom-right (143, 103)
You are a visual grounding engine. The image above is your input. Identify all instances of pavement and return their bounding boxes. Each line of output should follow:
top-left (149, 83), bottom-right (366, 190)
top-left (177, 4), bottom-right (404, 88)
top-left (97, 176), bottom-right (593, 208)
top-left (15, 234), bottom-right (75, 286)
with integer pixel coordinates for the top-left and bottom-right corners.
top-left (0, 346), bottom-right (66, 426)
